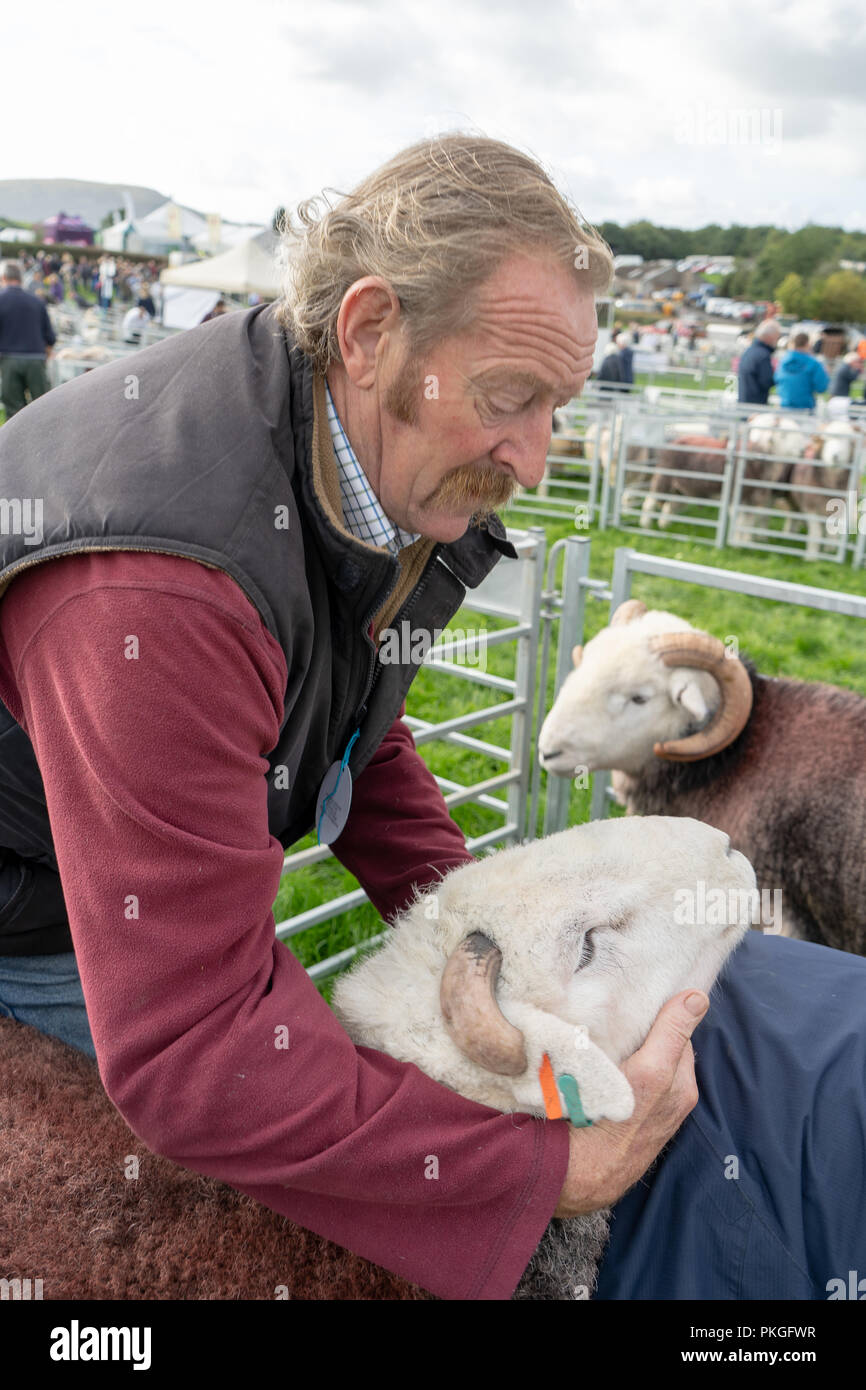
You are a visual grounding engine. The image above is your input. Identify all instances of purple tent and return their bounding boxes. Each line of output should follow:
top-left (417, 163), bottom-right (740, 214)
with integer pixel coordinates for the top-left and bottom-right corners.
top-left (41, 212), bottom-right (94, 246)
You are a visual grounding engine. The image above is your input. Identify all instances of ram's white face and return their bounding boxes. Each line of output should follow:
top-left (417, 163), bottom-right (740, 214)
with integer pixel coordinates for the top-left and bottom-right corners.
top-left (436, 815), bottom-right (753, 1065)
top-left (332, 815), bottom-right (755, 1120)
top-left (538, 611), bottom-right (722, 776)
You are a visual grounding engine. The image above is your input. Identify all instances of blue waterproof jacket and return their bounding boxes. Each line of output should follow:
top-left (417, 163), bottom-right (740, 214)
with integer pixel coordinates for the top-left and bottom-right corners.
top-left (774, 350), bottom-right (829, 408)
top-left (595, 930), bottom-right (866, 1299)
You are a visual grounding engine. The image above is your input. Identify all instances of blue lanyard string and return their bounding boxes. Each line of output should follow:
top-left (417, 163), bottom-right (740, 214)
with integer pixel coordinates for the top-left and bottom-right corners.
top-left (316, 727), bottom-right (361, 844)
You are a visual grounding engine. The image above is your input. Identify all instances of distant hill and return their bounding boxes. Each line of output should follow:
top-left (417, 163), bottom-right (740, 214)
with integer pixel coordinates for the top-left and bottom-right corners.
top-left (0, 179), bottom-right (172, 228)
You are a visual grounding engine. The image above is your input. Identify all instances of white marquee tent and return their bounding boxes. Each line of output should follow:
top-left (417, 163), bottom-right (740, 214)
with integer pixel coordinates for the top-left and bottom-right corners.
top-left (159, 234), bottom-right (281, 298)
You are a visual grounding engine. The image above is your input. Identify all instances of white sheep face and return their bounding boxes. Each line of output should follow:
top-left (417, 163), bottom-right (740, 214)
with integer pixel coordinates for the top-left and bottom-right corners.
top-left (331, 816), bottom-right (753, 1124)
top-left (538, 610), bottom-right (721, 776)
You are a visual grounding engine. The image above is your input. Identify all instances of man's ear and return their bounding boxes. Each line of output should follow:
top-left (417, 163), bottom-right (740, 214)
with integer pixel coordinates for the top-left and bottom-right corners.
top-left (335, 277), bottom-right (402, 390)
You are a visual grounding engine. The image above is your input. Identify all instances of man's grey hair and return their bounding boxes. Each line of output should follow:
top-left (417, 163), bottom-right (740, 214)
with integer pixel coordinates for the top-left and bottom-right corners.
top-left (755, 318), bottom-right (781, 343)
top-left (0, 261), bottom-right (22, 283)
top-left (274, 133), bottom-right (614, 374)
top-left (615, 331), bottom-right (631, 348)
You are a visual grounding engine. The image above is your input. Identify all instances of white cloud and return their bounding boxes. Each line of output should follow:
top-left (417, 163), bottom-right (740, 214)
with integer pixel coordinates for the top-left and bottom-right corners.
top-left (0, 0), bottom-right (862, 233)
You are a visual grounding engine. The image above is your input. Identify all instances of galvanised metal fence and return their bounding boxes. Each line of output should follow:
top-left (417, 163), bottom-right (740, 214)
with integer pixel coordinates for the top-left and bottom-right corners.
top-left (279, 523), bottom-right (866, 984)
top-left (516, 389), bottom-right (866, 567)
top-left (275, 527), bottom-right (548, 982)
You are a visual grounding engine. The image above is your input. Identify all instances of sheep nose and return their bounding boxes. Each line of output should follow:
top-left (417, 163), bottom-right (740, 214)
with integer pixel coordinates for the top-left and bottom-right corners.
top-left (539, 747), bottom-right (562, 764)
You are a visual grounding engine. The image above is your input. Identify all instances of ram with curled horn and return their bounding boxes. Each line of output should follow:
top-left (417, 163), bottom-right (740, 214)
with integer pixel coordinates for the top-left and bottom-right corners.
top-left (538, 602), bottom-right (866, 956)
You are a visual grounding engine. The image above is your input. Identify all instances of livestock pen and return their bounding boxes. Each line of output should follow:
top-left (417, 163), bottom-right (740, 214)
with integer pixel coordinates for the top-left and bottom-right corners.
top-left (276, 514), bottom-right (866, 992)
top-left (520, 391), bottom-right (866, 567)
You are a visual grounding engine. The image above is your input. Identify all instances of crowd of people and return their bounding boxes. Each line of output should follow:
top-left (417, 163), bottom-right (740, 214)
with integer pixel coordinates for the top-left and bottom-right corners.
top-left (589, 310), bottom-right (866, 409)
top-left (12, 249), bottom-right (163, 317)
top-left (737, 319), bottom-right (866, 409)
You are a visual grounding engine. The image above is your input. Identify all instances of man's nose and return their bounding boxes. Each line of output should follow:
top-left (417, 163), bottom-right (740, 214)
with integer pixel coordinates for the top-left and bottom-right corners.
top-left (490, 410), bottom-right (556, 490)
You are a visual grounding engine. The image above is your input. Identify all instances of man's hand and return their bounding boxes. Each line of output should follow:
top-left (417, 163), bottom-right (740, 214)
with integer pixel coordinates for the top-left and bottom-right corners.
top-left (553, 989), bottom-right (709, 1218)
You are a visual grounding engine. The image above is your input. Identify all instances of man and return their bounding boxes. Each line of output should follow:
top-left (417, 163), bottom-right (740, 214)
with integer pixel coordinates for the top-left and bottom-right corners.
top-left (737, 317), bottom-right (780, 404)
top-left (201, 297), bottom-right (230, 323)
top-left (0, 260), bottom-right (56, 418)
top-left (0, 136), bottom-right (860, 1302)
top-left (775, 330), bottom-right (830, 409)
top-left (615, 330), bottom-right (634, 385)
top-left (596, 339), bottom-right (624, 391)
top-left (137, 283), bottom-right (156, 318)
top-left (97, 255), bottom-right (116, 310)
top-left (829, 350), bottom-right (862, 398)
top-left (0, 136), bottom-right (712, 1301)
top-left (121, 303), bottom-right (150, 344)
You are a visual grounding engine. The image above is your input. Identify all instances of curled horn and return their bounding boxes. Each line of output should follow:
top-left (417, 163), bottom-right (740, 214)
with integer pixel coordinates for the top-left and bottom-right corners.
top-left (648, 631), bottom-right (753, 761)
top-left (610, 599), bottom-right (647, 626)
top-left (440, 932), bottom-right (527, 1076)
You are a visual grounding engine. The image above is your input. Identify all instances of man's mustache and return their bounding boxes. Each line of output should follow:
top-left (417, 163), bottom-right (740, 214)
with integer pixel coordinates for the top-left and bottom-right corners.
top-left (427, 461), bottom-right (516, 511)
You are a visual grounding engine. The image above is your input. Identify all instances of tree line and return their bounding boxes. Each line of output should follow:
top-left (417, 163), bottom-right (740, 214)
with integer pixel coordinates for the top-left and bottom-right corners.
top-left (599, 220), bottom-right (866, 323)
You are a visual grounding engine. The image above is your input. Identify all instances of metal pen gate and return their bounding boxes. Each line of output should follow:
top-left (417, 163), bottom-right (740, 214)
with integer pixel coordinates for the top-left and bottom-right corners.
top-left (516, 390), bottom-right (866, 568)
top-left (275, 527), bottom-right (548, 982)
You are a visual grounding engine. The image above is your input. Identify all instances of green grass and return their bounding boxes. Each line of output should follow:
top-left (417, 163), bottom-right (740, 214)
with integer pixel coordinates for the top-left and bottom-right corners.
top-left (277, 503), bottom-right (866, 993)
top-left (633, 370), bottom-right (731, 391)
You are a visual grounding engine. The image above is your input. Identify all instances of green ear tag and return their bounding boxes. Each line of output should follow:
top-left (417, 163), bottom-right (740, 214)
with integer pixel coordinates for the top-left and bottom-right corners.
top-left (558, 1073), bottom-right (593, 1128)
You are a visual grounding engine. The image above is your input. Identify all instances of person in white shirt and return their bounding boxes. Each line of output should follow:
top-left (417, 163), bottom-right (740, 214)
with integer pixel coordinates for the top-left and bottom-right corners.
top-left (122, 305), bottom-right (149, 344)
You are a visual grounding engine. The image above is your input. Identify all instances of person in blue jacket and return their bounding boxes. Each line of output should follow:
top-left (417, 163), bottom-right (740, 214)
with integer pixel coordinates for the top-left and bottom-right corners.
top-left (774, 331), bottom-right (830, 408)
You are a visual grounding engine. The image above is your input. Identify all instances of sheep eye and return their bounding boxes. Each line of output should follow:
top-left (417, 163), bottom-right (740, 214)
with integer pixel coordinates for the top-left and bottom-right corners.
top-left (575, 931), bottom-right (596, 971)
top-left (631, 694), bottom-right (649, 705)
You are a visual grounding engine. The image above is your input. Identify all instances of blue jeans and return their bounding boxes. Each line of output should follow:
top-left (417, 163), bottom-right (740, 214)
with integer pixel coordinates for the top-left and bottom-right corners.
top-left (0, 950), bottom-right (96, 1058)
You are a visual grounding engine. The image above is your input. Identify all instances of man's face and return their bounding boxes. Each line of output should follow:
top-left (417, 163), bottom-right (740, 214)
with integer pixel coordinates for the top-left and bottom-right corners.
top-left (372, 253), bottom-right (598, 543)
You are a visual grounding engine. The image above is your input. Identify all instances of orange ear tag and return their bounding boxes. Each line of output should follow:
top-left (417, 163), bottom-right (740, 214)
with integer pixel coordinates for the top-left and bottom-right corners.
top-left (538, 1052), bottom-right (563, 1120)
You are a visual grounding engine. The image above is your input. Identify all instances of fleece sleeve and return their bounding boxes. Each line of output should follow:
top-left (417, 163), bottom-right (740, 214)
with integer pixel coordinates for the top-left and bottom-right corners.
top-left (0, 550), bottom-right (569, 1301)
top-left (329, 701), bottom-right (475, 925)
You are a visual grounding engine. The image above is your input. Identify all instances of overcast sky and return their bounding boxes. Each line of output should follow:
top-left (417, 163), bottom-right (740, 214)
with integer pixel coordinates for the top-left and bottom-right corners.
top-left (8, 0), bottom-right (866, 233)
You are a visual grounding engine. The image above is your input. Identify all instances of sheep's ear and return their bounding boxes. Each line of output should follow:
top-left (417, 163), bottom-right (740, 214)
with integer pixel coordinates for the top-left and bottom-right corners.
top-left (670, 674), bottom-right (709, 723)
top-left (572, 644), bottom-right (583, 668)
top-left (502, 1003), bottom-right (635, 1124)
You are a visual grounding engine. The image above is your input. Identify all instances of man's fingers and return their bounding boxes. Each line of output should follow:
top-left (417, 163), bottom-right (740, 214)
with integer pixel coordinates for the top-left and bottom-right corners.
top-left (624, 989), bottom-right (709, 1090)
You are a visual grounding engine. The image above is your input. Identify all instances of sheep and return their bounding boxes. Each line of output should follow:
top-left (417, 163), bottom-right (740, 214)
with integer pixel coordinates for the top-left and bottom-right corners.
top-left (637, 415), bottom-right (850, 546)
top-left (581, 417), bottom-right (648, 505)
top-left (639, 434), bottom-right (728, 531)
top-left (728, 412), bottom-right (815, 546)
top-left (0, 815), bottom-right (754, 1301)
top-left (0, 1017), bottom-right (432, 1300)
top-left (537, 598), bottom-right (866, 955)
top-left (785, 421), bottom-right (861, 558)
top-left (332, 814), bottom-right (753, 1298)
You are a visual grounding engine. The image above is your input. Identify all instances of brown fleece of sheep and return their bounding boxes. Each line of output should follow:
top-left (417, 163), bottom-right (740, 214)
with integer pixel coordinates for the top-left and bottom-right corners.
top-left (619, 664), bottom-right (866, 954)
top-left (0, 1018), bottom-right (434, 1301)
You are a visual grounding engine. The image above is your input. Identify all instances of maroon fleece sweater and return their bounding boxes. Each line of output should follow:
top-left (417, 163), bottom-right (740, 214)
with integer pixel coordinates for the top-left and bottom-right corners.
top-left (0, 549), bottom-right (569, 1300)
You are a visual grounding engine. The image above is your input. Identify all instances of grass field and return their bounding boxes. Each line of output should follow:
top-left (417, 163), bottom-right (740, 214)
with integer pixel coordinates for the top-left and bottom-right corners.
top-left (279, 501), bottom-right (866, 996)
